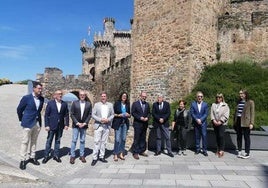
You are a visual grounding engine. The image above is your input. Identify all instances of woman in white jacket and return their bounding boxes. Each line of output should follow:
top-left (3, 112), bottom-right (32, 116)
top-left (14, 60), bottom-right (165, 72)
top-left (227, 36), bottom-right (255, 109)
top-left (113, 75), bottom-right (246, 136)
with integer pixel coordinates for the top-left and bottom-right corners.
top-left (211, 93), bottom-right (230, 158)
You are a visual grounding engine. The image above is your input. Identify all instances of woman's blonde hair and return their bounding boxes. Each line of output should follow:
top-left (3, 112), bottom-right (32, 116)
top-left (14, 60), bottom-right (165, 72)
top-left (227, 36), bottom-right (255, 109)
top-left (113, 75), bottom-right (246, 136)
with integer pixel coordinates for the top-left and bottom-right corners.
top-left (215, 93), bottom-right (225, 103)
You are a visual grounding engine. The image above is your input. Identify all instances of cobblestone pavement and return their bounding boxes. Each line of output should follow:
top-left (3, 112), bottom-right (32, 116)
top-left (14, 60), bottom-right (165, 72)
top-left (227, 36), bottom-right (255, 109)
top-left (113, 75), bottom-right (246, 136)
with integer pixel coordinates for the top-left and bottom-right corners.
top-left (0, 84), bottom-right (268, 187)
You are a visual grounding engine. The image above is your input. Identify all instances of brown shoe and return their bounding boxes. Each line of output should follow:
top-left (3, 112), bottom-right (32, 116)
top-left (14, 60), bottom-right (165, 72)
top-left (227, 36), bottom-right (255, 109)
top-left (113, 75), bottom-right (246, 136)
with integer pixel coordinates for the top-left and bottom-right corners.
top-left (133, 154), bottom-right (139, 160)
top-left (114, 155), bottom-right (118, 162)
top-left (139, 152), bottom-right (148, 157)
top-left (218, 151), bottom-right (224, 158)
top-left (119, 153), bottom-right (125, 160)
top-left (79, 156), bottom-right (86, 163)
top-left (70, 157), bottom-right (75, 164)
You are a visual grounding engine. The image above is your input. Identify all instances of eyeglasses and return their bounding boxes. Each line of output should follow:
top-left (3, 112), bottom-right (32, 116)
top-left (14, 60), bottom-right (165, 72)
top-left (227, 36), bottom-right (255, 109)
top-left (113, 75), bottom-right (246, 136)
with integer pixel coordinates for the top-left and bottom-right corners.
top-left (197, 96), bottom-right (203, 98)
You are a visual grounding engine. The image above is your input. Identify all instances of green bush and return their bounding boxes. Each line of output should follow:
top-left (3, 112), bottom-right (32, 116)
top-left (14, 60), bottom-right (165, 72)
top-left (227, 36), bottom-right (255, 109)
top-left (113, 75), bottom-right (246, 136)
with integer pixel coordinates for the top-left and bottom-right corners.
top-left (171, 60), bottom-right (268, 130)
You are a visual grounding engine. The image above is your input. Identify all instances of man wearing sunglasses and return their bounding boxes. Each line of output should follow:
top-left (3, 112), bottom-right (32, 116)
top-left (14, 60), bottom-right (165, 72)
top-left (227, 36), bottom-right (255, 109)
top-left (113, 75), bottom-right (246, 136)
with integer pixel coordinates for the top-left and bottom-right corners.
top-left (190, 91), bottom-right (209, 156)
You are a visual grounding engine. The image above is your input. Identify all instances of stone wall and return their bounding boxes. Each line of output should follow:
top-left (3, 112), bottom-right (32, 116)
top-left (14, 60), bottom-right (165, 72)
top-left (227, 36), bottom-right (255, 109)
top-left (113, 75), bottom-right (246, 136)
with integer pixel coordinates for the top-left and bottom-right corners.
top-left (218, 0), bottom-right (268, 63)
top-left (37, 67), bottom-right (94, 101)
top-left (131, 0), bottom-right (268, 103)
top-left (102, 55), bottom-right (132, 103)
top-left (131, 0), bottom-right (226, 103)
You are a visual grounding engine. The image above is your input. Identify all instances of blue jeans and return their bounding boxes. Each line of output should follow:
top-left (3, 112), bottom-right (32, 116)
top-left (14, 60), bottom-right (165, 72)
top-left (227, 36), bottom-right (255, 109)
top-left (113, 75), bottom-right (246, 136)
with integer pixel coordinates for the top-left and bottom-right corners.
top-left (113, 124), bottom-right (127, 155)
top-left (44, 128), bottom-right (63, 157)
top-left (70, 127), bottom-right (86, 157)
top-left (194, 124), bottom-right (207, 152)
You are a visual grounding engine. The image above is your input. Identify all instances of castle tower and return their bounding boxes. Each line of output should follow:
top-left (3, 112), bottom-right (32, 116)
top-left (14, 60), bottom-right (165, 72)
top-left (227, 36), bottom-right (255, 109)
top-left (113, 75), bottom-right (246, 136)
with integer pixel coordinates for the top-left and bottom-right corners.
top-left (80, 39), bottom-right (95, 80)
top-left (103, 17), bottom-right (115, 45)
top-left (93, 40), bottom-right (112, 96)
top-left (131, 0), bottom-right (227, 103)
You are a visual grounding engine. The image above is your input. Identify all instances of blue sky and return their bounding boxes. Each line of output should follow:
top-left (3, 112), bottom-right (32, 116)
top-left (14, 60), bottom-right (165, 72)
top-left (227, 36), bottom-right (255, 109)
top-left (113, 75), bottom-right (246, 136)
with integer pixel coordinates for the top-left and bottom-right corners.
top-left (0, 0), bottom-right (134, 82)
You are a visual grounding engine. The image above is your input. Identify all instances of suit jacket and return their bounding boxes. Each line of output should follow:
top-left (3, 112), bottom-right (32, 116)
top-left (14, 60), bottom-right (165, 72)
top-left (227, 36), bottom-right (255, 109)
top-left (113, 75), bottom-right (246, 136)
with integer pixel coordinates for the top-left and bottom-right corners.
top-left (131, 100), bottom-right (150, 127)
top-left (112, 100), bottom-right (131, 130)
top-left (152, 101), bottom-right (171, 127)
top-left (70, 100), bottom-right (92, 129)
top-left (190, 101), bottom-right (209, 126)
top-left (234, 100), bottom-right (255, 127)
top-left (92, 101), bottom-right (114, 130)
top-left (17, 93), bottom-right (44, 128)
top-left (45, 99), bottom-right (69, 131)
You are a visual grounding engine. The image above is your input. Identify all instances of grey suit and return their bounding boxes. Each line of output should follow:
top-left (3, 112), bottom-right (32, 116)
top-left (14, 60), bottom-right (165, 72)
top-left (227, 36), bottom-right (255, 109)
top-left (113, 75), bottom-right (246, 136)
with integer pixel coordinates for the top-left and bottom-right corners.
top-left (92, 101), bottom-right (114, 160)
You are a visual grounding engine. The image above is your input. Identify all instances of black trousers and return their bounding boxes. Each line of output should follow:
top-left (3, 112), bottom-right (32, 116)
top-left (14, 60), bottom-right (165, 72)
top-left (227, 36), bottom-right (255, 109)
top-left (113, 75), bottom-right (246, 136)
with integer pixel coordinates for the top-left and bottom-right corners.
top-left (236, 117), bottom-right (251, 154)
top-left (132, 122), bottom-right (148, 155)
top-left (174, 126), bottom-right (188, 151)
top-left (213, 124), bottom-right (225, 151)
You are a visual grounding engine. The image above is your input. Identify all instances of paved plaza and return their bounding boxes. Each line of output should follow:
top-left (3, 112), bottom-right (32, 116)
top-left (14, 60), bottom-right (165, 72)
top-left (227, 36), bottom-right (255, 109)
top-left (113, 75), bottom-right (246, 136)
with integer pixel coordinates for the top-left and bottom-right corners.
top-left (0, 84), bottom-right (267, 187)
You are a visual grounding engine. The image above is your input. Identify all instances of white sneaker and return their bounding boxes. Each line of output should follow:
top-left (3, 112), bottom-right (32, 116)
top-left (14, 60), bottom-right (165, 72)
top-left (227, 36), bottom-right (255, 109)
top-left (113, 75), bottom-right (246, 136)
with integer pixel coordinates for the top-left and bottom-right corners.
top-left (182, 150), bottom-right (187, 156)
top-left (237, 151), bottom-right (243, 158)
top-left (242, 153), bottom-right (250, 159)
top-left (177, 151), bottom-right (182, 155)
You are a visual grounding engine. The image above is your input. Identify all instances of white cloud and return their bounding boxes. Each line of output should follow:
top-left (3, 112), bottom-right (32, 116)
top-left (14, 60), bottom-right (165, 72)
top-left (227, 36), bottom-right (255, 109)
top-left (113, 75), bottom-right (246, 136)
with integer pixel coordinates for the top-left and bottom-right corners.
top-left (0, 45), bottom-right (34, 60)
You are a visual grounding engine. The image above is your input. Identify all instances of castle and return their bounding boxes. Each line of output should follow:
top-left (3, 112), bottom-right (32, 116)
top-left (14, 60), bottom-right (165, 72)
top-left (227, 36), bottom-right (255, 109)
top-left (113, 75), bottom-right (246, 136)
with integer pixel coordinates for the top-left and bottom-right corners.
top-left (37, 0), bottom-right (268, 104)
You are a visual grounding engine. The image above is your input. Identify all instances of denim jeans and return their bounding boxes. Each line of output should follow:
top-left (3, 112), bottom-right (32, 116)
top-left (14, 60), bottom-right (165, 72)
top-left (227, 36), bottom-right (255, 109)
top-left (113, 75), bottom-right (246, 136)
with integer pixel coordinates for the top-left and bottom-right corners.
top-left (194, 124), bottom-right (207, 152)
top-left (70, 127), bottom-right (86, 157)
top-left (44, 128), bottom-right (63, 157)
top-left (113, 123), bottom-right (127, 155)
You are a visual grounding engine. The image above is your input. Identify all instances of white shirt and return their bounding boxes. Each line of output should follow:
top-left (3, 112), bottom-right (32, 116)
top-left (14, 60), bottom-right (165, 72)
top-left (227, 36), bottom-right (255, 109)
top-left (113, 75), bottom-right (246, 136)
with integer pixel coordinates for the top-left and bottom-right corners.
top-left (32, 93), bottom-right (40, 110)
top-left (55, 100), bottom-right (61, 113)
top-left (101, 103), bottom-right (109, 119)
top-left (80, 101), bottom-right (85, 119)
top-left (197, 101), bottom-right (202, 113)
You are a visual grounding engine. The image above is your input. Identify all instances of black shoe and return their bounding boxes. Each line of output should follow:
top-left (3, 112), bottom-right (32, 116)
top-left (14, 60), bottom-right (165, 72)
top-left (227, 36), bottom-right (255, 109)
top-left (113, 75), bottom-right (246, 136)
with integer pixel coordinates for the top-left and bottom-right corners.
top-left (99, 158), bottom-right (108, 163)
top-left (154, 151), bottom-right (161, 156)
top-left (91, 160), bottom-right (97, 166)
top-left (167, 152), bottom-right (174, 158)
top-left (29, 158), bottom-right (40, 165)
top-left (195, 150), bottom-right (201, 155)
top-left (19, 160), bottom-right (26, 170)
top-left (203, 152), bottom-right (208, 157)
top-left (53, 156), bottom-right (62, 163)
top-left (42, 157), bottom-right (49, 164)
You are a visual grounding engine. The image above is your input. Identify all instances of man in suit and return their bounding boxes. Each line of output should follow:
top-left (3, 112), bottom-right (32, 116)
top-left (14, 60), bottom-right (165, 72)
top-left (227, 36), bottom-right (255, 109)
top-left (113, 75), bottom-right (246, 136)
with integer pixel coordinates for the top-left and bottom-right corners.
top-left (91, 91), bottom-right (114, 166)
top-left (131, 91), bottom-right (150, 160)
top-left (152, 94), bottom-right (174, 157)
top-left (190, 91), bottom-right (209, 156)
top-left (69, 90), bottom-right (92, 164)
top-left (42, 90), bottom-right (69, 164)
top-left (17, 81), bottom-right (44, 170)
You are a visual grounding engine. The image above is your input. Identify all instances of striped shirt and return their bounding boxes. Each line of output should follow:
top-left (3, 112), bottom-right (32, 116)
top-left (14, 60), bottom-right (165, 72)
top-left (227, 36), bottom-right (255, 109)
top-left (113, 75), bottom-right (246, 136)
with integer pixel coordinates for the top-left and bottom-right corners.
top-left (237, 100), bottom-right (245, 117)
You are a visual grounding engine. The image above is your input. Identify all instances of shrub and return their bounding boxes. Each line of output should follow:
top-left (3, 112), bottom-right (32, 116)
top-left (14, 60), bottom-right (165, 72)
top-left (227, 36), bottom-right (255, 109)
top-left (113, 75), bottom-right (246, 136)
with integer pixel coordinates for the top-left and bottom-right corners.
top-left (171, 60), bottom-right (268, 130)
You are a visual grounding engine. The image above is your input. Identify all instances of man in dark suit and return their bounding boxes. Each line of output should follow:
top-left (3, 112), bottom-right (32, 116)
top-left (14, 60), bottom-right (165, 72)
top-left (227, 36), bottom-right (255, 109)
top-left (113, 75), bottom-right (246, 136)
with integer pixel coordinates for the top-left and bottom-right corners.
top-left (190, 91), bottom-right (209, 156)
top-left (131, 91), bottom-right (150, 159)
top-left (69, 90), bottom-right (92, 164)
top-left (152, 94), bottom-right (174, 157)
top-left (17, 81), bottom-right (44, 170)
top-left (42, 90), bottom-right (69, 163)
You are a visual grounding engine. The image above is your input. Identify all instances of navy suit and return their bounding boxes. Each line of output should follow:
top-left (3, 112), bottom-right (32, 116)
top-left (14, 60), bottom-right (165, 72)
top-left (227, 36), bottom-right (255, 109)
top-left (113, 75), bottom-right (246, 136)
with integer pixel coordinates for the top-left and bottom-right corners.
top-left (190, 101), bottom-right (209, 153)
top-left (44, 99), bottom-right (69, 157)
top-left (131, 100), bottom-right (150, 155)
top-left (152, 101), bottom-right (172, 153)
top-left (17, 94), bottom-right (44, 128)
top-left (17, 93), bottom-right (44, 161)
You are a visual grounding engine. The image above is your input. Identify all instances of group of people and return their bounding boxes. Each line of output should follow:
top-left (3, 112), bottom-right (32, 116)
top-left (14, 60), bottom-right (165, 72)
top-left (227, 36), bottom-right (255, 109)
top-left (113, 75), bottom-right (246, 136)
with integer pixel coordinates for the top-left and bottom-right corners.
top-left (16, 81), bottom-right (255, 170)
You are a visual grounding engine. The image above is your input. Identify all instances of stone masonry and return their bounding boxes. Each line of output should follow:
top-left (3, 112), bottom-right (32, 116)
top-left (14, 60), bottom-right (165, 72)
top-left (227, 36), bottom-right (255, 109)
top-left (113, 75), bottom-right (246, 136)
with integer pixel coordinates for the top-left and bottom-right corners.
top-left (37, 0), bottom-right (268, 103)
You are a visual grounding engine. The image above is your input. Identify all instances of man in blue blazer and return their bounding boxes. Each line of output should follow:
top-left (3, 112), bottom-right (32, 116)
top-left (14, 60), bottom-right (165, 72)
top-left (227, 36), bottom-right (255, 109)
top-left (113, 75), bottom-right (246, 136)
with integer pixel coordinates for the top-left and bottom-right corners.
top-left (42, 90), bottom-right (69, 164)
top-left (131, 91), bottom-right (150, 160)
top-left (152, 94), bottom-right (174, 157)
top-left (190, 91), bottom-right (209, 156)
top-left (17, 81), bottom-right (44, 170)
